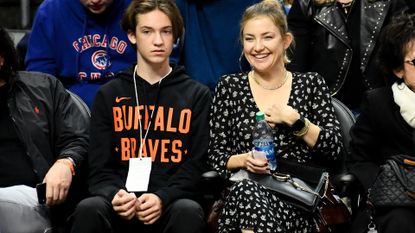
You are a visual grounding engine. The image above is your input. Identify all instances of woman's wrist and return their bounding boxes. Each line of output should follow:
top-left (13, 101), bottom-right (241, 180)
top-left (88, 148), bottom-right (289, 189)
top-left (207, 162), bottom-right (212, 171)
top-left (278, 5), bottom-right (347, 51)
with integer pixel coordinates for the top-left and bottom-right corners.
top-left (227, 153), bottom-right (251, 170)
top-left (283, 108), bottom-right (301, 127)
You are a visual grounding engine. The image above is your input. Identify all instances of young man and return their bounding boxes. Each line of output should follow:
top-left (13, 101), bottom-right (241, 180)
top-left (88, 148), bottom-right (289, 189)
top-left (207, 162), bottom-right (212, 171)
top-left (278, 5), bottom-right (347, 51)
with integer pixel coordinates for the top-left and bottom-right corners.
top-left (0, 26), bottom-right (89, 233)
top-left (69, 0), bottom-right (211, 232)
top-left (25, 0), bottom-right (136, 107)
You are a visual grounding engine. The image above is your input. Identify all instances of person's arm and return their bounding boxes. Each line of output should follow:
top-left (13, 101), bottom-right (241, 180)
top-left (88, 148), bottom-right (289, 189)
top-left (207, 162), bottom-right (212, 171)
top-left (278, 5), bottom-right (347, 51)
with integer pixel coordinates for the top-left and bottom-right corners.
top-left (306, 74), bottom-right (343, 160)
top-left (347, 94), bottom-right (380, 190)
top-left (53, 82), bottom-right (89, 167)
top-left (153, 86), bottom-right (211, 207)
top-left (43, 79), bottom-right (89, 205)
top-left (207, 77), bottom-right (237, 179)
top-left (25, 6), bottom-right (57, 75)
top-left (87, 89), bottom-right (125, 202)
top-left (265, 104), bottom-right (321, 148)
top-left (207, 77), bottom-right (268, 179)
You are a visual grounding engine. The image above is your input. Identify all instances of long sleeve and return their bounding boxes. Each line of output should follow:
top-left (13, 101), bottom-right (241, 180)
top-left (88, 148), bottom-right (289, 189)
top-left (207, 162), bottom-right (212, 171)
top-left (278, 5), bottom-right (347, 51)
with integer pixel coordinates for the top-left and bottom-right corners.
top-left (347, 101), bottom-right (379, 190)
top-left (154, 87), bottom-right (211, 206)
top-left (207, 77), bottom-right (235, 179)
top-left (87, 89), bottom-right (124, 202)
top-left (53, 81), bottom-right (89, 171)
top-left (308, 74), bottom-right (343, 160)
top-left (25, 8), bottom-right (57, 76)
top-left (347, 90), bottom-right (385, 191)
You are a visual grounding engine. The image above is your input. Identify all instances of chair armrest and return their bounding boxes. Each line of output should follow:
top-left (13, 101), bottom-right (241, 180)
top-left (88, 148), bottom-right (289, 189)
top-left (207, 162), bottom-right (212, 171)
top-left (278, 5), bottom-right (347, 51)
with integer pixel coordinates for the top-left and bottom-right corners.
top-left (201, 170), bottom-right (225, 201)
top-left (332, 172), bottom-right (359, 197)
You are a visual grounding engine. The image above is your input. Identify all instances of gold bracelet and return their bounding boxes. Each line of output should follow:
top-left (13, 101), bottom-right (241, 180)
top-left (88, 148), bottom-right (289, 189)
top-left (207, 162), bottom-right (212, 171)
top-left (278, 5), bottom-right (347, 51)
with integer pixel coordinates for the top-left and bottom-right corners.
top-left (293, 118), bottom-right (310, 137)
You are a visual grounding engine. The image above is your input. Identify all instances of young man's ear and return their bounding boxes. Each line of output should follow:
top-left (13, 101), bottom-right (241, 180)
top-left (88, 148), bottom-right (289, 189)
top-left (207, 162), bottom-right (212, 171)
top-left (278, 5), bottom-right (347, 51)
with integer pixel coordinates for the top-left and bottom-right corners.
top-left (0, 55), bottom-right (4, 68)
top-left (127, 30), bottom-right (137, 45)
top-left (393, 68), bottom-right (404, 79)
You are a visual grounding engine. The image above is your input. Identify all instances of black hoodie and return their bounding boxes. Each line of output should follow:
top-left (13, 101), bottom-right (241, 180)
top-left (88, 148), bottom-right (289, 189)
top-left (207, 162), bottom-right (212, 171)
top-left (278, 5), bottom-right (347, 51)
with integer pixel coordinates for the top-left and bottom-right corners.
top-left (87, 65), bottom-right (211, 206)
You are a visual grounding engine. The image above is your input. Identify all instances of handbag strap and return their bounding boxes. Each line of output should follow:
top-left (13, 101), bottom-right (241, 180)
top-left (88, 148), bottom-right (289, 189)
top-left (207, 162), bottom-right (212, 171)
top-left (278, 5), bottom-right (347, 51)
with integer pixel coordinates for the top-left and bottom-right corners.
top-left (387, 159), bottom-right (411, 192)
top-left (272, 172), bottom-right (329, 198)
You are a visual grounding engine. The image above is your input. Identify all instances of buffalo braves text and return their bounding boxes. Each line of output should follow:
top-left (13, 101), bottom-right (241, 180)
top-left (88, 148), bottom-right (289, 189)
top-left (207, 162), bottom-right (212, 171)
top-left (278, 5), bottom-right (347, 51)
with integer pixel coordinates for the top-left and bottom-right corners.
top-left (113, 105), bottom-right (192, 163)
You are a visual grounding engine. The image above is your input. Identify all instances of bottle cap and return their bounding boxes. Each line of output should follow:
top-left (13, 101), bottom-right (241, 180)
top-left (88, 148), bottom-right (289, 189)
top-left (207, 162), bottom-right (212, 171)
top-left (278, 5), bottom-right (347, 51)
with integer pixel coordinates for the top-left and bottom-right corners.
top-left (255, 111), bottom-right (265, 121)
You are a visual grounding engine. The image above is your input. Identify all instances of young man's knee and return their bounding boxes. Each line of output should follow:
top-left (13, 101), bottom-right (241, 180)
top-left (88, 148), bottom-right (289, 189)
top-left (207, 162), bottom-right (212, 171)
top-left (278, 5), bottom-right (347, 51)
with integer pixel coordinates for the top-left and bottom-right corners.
top-left (170, 199), bottom-right (204, 217)
top-left (73, 196), bottom-right (111, 217)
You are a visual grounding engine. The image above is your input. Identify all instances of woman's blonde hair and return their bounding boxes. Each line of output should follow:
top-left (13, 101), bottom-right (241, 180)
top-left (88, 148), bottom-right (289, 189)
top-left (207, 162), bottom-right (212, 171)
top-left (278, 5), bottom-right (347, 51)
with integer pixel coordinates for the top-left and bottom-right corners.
top-left (313, 0), bottom-right (335, 6)
top-left (240, 0), bottom-right (291, 63)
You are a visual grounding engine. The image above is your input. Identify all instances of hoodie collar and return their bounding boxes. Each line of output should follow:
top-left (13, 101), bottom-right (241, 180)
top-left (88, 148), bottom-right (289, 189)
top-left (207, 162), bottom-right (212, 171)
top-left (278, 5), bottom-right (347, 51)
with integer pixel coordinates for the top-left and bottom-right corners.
top-left (119, 64), bottom-right (188, 87)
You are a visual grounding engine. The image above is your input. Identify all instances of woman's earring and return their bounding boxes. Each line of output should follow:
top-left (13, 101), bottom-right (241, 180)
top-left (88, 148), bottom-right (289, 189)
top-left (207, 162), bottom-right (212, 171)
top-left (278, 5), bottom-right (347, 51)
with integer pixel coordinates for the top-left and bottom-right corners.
top-left (238, 52), bottom-right (245, 73)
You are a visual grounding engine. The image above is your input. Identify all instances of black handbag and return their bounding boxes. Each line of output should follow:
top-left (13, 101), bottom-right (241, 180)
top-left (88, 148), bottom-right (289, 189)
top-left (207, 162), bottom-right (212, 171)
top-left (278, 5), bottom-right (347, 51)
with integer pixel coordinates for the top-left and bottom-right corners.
top-left (369, 155), bottom-right (415, 207)
top-left (247, 171), bottom-right (329, 212)
top-left (230, 169), bottom-right (328, 211)
top-left (230, 168), bottom-right (350, 232)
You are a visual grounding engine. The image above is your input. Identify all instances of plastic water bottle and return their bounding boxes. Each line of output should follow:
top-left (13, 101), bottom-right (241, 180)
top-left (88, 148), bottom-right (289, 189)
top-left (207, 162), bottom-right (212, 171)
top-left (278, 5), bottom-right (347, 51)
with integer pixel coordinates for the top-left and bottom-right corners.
top-left (252, 111), bottom-right (277, 171)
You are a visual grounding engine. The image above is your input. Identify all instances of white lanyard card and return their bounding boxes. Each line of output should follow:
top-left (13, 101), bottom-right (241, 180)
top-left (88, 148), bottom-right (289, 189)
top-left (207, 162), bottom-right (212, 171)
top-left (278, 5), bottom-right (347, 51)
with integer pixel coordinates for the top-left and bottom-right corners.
top-left (125, 157), bottom-right (152, 192)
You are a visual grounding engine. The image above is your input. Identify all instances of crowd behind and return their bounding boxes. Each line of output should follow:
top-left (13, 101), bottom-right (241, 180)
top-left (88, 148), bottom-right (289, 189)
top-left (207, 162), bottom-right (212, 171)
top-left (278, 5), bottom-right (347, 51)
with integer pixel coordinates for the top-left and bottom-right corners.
top-left (0, 0), bottom-right (415, 233)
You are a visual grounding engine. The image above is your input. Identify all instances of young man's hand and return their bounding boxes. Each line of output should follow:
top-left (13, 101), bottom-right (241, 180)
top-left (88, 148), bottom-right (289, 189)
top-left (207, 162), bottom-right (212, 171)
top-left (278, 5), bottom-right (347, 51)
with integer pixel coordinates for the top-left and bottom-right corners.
top-left (136, 193), bottom-right (162, 224)
top-left (112, 189), bottom-right (137, 220)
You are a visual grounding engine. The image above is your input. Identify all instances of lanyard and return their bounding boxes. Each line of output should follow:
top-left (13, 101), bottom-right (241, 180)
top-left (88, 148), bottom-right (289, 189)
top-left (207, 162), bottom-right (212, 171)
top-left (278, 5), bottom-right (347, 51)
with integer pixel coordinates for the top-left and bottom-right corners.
top-left (132, 65), bottom-right (172, 158)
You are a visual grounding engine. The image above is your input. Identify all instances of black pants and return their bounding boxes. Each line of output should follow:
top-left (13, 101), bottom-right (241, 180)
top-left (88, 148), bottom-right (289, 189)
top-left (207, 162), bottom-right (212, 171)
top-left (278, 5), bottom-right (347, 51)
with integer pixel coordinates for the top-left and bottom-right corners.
top-left (350, 207), bottom-right (415, 233)
top-left (69, 196), bottom-right (205, 233)
top-left (375, 207), bottom-right (415, 233)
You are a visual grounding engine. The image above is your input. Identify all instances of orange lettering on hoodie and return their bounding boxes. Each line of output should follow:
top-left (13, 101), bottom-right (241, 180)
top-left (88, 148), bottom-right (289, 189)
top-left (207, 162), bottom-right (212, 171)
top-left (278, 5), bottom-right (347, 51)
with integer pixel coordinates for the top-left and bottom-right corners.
top-left (121, 138), bottom-right (130, 160)
top-left (160, 139), bottom-right (170, 163)
top-left (122, 106), bottom-right (133, 130)
top-left (171, 140), bottom-right (182, 163)
top-left (113, 107), bottom-right (123, 131)
top-left (130, 137), bottom-right (137, 158)
top-left (178, 109), bottom-right (191, 133)
top-left (166, 107), bottom-right (177, 132)
top-left (147, 139), bottom-right (159, 161)
top-left (154, 106), bottom-right (164, 131)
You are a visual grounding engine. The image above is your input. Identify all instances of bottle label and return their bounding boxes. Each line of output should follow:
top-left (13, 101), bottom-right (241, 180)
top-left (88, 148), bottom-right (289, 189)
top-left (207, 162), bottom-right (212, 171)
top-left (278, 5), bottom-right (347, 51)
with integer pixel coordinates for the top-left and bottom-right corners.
top-left (255, 145), bottom-right (276, 171)
top-left (255, 144), bottom-right (275, 161)
top-left (254, 138), bottom-right (275, 155)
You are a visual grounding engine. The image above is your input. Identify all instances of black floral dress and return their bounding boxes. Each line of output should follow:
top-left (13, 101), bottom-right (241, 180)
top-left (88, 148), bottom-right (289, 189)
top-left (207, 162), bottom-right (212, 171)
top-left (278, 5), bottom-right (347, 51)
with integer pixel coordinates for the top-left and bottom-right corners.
top-left (208, 72), bottom-right (342, 233)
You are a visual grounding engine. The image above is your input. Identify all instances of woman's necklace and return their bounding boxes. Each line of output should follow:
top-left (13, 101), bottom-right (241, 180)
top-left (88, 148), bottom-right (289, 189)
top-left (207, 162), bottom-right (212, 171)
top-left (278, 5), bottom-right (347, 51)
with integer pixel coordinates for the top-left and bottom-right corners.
top-left (251, 70), bottom-right (289, 90)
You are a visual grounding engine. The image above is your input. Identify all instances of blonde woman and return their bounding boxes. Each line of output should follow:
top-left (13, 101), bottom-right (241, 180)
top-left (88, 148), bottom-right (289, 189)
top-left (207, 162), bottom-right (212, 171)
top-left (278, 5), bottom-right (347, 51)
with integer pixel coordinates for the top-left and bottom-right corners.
top-left (208, 0), bottom-right (342, 232)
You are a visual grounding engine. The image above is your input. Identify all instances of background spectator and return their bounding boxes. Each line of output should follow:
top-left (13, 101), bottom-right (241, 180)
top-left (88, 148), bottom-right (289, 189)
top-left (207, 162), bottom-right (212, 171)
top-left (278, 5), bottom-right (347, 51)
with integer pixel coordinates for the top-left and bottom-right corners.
top-left (0, 26), bottom-right (89, 233)
top-left (25, 0), bottom-right (136, 107)
top-left (347, 11), bottom-right (415, 233)
top-left (287, 0), bottom-right (408, 111)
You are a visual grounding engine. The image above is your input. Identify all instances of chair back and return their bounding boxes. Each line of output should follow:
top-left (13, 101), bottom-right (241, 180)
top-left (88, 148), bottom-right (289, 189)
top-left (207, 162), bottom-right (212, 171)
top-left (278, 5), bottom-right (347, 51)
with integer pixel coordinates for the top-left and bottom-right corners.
top-left (330, 97), bottom-right (357, 196)
top-left (67, 90), bottom-right (91, 118)
top-left (331, 97), bottom-right (355, 161)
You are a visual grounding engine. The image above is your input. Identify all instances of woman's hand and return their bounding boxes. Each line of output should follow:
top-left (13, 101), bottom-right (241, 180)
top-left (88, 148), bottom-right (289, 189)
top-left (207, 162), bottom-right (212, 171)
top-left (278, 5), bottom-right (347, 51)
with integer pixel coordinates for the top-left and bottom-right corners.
top-left (264, 104), bottom-right (299, 128)
top-left (245, 151), bottom-right (270, 174)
